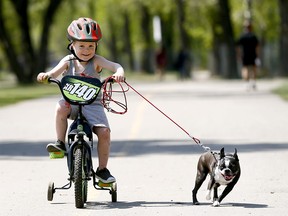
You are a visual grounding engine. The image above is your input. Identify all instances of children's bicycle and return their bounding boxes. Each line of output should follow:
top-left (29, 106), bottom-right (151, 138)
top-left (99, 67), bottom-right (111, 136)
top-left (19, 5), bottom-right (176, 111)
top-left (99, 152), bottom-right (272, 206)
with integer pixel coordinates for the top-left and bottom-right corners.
top-left (46, 75), bottom-right (117, 208)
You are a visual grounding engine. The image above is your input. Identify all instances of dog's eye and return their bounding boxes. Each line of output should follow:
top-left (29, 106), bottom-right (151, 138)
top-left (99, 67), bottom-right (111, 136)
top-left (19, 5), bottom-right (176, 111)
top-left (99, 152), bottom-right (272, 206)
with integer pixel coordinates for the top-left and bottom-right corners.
top-left (220, 164), bottom-right (226, 169)
top-left (230, 164), bottom-right (238, 171)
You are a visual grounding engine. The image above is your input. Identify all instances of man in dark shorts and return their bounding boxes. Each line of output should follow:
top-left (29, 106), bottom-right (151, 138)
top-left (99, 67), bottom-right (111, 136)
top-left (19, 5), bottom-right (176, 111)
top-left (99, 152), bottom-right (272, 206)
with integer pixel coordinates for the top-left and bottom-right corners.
top-left (236, 21), bottom-right (260, 90)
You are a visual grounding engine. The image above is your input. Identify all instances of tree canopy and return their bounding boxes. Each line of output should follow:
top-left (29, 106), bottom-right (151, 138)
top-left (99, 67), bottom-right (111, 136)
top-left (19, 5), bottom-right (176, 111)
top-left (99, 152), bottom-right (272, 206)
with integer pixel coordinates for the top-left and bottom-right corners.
top-left (0, 0), bottom-right (287, 84)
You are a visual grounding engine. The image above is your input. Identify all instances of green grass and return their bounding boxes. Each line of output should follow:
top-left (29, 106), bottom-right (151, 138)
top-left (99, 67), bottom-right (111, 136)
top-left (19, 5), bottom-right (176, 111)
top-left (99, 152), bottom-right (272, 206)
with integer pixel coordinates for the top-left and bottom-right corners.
top-left (1, 75), bottom-right (288, 107)
top-left (0, 84), bottom-right (59, 107)
top-left (0, 71), bottom-right (164, 107)
top-left (273, 81), bottom-right (288, 101)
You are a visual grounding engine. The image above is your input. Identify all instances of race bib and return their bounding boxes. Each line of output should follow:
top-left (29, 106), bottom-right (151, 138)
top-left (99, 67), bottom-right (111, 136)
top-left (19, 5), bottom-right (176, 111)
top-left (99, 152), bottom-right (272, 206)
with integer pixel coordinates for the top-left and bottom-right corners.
top-left (61, 76), bottom-right (102, 105)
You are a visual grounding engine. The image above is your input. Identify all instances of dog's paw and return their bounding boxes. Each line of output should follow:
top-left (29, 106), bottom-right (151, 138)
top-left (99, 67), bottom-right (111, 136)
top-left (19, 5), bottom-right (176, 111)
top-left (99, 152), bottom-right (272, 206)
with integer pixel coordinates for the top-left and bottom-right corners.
top-left (212, 201), bottom-right (220, 207)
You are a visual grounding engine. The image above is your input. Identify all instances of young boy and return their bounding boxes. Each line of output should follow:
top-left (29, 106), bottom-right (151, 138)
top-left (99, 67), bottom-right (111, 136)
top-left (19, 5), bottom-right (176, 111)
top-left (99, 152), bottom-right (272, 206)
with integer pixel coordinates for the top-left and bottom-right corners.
top-left (37, 17), bottom-right (125, 183)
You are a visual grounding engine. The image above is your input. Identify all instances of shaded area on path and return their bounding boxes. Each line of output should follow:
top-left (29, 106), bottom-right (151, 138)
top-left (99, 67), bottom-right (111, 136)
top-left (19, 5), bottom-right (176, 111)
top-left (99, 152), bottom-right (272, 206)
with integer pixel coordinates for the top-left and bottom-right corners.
top-left (0, 139), bottom-right (287, 158)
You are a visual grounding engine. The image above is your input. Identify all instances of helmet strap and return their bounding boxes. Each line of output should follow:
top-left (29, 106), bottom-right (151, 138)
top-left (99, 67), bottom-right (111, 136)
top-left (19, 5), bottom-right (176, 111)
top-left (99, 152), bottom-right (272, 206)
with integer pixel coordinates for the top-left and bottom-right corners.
top-left (67, 43), bottom-right (86, 62)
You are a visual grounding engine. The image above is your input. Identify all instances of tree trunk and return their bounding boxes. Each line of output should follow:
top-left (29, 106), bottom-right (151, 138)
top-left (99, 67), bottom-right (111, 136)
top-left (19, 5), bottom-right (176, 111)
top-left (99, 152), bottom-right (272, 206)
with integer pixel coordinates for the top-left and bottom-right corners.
top-left (218, 0), bottom-right (239, 78)
top-left (279, 0), bottom-right (288, 76)
top-left (175, 0), bottom-right (192, 78)
top-left (9, 0), bottom-right (34, 83)
top-left (175, 0), bottom-right (190, 49)
top-left (123, 11), bottom-right (135, 71)
top-left (0, 0), bottom-right (22, 79)
top-left (107, 16), bottom-right (119, 62)
top-left (160, 11), bottom-right (175, 70)
top-left (36, 0), bottom-right (64, 75)
top-left (0, 0), bottom-right (63, 84)
top-left (139, 3), bottom-right (154, 73)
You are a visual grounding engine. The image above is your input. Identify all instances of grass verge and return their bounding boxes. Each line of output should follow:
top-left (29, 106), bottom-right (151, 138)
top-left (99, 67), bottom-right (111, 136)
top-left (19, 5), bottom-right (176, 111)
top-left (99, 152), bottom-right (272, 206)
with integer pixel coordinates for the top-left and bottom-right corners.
top-left (0, 84), bottom-right (59, 107)
top-left (272, 81), bottom-right (288, 101)
top-left (0, 71), bottom-right (179, 107)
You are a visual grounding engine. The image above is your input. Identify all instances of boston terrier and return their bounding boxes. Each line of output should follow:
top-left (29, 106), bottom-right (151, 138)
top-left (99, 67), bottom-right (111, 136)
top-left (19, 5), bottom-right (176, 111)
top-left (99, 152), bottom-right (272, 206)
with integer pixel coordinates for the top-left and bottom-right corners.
top-left (192, 148), bottom-right (240, 206)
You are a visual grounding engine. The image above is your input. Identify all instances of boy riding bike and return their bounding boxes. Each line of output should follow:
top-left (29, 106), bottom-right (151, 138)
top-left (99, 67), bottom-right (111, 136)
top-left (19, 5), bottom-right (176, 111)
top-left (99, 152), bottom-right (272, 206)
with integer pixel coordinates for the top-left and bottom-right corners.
top-left (37, 17), bottom-right (125, 184)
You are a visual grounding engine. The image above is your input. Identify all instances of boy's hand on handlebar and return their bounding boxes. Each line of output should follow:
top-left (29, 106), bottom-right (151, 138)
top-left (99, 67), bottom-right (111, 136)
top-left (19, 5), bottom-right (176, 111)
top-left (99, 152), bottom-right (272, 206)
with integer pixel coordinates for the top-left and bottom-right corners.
top-left (37, 72), bottom-right (50, 83)
top-left (112, 71), bottom-right (125, 83)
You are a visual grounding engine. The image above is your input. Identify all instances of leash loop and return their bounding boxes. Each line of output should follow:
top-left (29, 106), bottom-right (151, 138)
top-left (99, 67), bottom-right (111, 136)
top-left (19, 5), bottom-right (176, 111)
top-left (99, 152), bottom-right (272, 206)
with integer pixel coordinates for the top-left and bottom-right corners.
top-left (101, 76), bottom-right (129, 115)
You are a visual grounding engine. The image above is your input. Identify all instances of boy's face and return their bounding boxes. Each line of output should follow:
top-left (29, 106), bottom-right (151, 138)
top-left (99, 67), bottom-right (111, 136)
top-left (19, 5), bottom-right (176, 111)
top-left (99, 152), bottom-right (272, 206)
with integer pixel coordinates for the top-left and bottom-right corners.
top-left (72, 41), bottom-right (97, 62)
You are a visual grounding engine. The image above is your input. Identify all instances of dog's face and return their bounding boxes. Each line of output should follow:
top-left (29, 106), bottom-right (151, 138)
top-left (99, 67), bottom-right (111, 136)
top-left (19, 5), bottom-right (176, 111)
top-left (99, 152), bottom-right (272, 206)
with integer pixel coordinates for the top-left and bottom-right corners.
top-left (216, 148), bottom-right (240, 183)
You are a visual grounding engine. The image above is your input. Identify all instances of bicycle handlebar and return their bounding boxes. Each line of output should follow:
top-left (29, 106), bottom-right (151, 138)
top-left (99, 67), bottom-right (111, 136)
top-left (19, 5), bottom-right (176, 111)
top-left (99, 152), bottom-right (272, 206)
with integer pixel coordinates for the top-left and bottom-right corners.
top-left (47, 76), bottom-right (114, 86)
top-left (47, 77), bottom-right (60, 85)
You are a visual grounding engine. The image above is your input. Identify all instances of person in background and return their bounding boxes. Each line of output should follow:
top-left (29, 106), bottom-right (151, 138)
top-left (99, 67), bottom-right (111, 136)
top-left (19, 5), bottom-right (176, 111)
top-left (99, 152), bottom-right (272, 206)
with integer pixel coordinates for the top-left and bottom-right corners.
top-left (175, 48), bottom-right (192, 80)
top-left (236, 20), bottom-right (260, 90)
top-left (155, 45), bottom-right (167, 80)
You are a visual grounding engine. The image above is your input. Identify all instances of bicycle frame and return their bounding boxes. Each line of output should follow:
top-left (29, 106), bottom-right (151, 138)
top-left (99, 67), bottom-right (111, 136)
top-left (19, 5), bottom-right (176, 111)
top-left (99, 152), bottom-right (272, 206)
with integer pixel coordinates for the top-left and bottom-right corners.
top-left (47, 76), bottom-right (117, 208)
top-left (67, 104), bottom-right (93, 178)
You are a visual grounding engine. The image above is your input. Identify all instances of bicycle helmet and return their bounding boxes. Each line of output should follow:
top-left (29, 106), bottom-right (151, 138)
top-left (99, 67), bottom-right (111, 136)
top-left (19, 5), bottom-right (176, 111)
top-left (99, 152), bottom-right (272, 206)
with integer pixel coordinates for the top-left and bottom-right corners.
top-left (67, 17), bottom-right (102, 42)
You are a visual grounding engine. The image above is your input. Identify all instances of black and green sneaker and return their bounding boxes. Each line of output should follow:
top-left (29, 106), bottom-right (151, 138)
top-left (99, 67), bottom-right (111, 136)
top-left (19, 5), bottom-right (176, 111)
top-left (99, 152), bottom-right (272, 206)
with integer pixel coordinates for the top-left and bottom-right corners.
top-left (95, 168), bottom-right (116, 183)
top-left (46, 140), bottom-right (66, 159)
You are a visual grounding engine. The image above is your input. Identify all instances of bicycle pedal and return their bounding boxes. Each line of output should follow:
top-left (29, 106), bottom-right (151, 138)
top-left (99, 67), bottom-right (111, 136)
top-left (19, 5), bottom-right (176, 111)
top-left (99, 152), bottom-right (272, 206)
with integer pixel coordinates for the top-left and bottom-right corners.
top-left (98, 181), bottom-right (112, 188)
top-left (49, 151), bottom-right (65, 159)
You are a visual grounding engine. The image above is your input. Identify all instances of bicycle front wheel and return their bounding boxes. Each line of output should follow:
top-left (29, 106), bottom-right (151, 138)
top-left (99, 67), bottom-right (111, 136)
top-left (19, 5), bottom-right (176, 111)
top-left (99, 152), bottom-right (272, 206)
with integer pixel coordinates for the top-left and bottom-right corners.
top-left (74, 148), bottom-right (88, 208)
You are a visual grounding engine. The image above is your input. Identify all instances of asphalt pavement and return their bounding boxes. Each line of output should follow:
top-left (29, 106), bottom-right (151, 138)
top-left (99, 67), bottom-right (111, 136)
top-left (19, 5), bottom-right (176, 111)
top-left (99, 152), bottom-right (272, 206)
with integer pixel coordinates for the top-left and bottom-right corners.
top-left (0, 77), bottom-right (288, 216)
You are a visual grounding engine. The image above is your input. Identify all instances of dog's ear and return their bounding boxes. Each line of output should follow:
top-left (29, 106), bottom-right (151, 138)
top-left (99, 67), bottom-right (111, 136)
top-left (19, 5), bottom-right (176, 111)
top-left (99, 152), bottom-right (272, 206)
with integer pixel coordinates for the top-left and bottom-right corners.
top-left (220, 147), bottom-right (225, 159)
top-left (234, 148), bottom-right (239, 161)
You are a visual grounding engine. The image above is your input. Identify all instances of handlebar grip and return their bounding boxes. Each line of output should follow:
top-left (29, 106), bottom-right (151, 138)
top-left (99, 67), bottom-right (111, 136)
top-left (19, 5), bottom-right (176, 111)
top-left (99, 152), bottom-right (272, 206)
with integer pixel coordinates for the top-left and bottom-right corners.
top-left (47, 77), bottom-right (61, 86)
top-left (103, 76), bottom-right (126, 84)
top-left (42, 76), bottom-right (50, 84)
top-left (107, 77), bottom-right (115, 83)
top-left (102, 77), bottom-right (115, 85)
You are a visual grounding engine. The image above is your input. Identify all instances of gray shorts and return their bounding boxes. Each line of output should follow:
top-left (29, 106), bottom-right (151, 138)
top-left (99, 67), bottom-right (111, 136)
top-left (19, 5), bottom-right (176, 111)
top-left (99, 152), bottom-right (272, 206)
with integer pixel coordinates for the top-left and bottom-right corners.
top-left (59, 98), bottom-right (110, 130)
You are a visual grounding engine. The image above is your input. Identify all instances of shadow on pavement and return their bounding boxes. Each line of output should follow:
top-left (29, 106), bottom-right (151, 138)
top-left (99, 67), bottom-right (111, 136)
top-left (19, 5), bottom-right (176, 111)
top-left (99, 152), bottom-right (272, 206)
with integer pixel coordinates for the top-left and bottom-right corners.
top-left (85, 201), bottom-right (192, 210)
top-left (83, 200), bottom-right (268, 210)
top-left (0, 139), bottom-right (287, 158)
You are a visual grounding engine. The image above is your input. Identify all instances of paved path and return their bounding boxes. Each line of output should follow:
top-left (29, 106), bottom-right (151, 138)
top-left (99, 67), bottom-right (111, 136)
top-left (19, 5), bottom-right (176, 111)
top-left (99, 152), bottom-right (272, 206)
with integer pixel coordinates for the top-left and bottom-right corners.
top-left (0, 78), bottom-right (287, 216)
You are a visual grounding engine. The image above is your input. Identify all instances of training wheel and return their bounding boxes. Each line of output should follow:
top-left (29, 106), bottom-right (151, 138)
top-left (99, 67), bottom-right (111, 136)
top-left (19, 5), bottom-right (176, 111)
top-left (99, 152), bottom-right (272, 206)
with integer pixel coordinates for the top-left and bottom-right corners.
top-left (47, 181), bottom-right (55, 201)
top-left (110, 182), bottom-right (117, 202)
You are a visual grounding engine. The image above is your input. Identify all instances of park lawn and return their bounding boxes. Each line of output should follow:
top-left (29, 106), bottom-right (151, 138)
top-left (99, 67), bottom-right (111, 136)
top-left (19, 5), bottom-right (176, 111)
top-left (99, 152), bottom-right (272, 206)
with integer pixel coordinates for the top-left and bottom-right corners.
top-left (0, 84), bottom-right (59, 107)
top-left (0, 71), bottom-right (178, 107)
top-left (1, 74), bottom-right (287, 107)
top-left (273, 81), bottom-right (288, 101)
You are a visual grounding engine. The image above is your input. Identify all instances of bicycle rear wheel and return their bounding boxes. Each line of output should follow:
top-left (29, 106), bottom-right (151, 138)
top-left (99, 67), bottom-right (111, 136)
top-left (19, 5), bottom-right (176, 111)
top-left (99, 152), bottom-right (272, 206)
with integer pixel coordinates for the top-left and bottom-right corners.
top-left (74, 147), bottom-right (88, 208)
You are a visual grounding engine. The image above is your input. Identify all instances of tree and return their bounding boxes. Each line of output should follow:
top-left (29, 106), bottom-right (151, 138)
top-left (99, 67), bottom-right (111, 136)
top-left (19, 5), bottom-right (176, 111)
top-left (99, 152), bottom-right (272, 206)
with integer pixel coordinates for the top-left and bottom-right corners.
top-left (0, 0), bottom-right (64, 84)
top-left (122, 10), bottom-right (135, 71)
top-left (213, 0), bottom-right (238, 78)
top-left (138, 2), bottom-right (154, 73)
top-left (175, 0), bottom-right (193, 78)
top-left (279, 0), bottom-right (288, 76)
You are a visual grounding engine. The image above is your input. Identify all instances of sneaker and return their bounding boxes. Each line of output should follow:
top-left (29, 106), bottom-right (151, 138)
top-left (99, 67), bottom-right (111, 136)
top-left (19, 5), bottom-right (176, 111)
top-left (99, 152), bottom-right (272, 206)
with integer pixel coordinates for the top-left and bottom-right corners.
top-left (95, 168), bottom-right (116, 183)
top-left (46, 140), bottom-right (66, 153)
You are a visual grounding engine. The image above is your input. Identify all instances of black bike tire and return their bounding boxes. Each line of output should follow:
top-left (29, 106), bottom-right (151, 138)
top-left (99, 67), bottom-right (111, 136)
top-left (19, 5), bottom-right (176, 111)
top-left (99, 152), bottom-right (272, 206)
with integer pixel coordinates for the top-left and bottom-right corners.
top-left (111, 182), bottom-right (117, 202)
top-left (47, 181), bottom-right (54, 201)
top-left (74, 148), bottom-right (87, 208)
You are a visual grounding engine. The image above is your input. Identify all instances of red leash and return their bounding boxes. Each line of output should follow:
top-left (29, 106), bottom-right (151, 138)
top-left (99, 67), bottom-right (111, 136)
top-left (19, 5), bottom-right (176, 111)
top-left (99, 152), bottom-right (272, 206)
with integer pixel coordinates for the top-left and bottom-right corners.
top-left (124, 81), bottom-right (211, 152)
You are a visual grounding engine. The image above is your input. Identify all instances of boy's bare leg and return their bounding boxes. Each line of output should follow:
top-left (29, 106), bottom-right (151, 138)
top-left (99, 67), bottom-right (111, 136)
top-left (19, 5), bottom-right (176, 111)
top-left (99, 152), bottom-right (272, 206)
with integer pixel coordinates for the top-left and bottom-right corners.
top-left (55, 101), bottom-right (70, 142)
top-left (94, 127), bottom-right (111, 169)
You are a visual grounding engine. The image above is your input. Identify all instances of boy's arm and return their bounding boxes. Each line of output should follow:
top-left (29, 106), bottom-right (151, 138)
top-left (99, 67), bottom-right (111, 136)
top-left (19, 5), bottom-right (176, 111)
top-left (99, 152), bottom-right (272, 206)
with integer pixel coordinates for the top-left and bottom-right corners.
top-left (94, 55), bottom-right (125, 82)
top-left (37, 56), bottom-right (69, 83)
